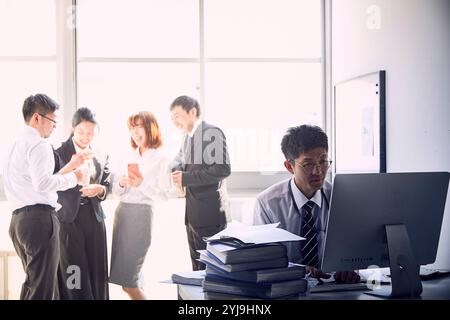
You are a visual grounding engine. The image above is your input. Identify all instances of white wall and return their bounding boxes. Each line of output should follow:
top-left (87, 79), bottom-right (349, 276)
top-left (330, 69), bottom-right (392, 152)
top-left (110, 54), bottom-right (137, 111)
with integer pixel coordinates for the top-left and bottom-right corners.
top-left (331, 0), bottom-right (450, 268)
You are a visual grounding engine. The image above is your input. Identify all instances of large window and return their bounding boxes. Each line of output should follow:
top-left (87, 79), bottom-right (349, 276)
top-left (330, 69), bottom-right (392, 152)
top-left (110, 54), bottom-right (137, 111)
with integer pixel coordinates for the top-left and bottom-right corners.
top-left (0, 0), bottom-right (326, 299)
top-left (76, 0), bottom-right (324, 173)
top-left (0, 0), bottom-right (60, 151)
top-left (204, 0), bottom-right (323, 171)
top-left (0, 0), bottom-right (60, 297)
top-left (76, 0), bottom-right (199, 171)
top-left (0, 0), bottom-right (325, 176)
top-left (0, 0), bottom-right (325, 185)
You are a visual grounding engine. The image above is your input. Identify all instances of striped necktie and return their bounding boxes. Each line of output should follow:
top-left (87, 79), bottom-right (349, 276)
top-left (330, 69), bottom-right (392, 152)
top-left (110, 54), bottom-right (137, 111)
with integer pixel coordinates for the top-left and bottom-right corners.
top-left (301, 200), bottom-right (319, 268)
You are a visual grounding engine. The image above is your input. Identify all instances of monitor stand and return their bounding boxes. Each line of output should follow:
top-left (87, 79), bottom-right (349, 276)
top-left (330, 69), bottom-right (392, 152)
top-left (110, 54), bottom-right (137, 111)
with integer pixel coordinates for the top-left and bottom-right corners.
top-left (366, 224), bottom-right (423, 299)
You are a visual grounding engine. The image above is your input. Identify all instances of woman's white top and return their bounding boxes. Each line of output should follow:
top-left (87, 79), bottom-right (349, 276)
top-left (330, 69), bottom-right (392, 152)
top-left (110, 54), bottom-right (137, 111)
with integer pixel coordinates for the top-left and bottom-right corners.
top-left (113, 148), bottom-right (172, 206)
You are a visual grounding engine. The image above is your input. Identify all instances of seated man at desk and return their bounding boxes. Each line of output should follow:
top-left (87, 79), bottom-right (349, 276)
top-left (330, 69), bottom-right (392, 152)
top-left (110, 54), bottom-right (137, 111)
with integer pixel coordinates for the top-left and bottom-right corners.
top-left (253, 125), bottom-right (359, 284)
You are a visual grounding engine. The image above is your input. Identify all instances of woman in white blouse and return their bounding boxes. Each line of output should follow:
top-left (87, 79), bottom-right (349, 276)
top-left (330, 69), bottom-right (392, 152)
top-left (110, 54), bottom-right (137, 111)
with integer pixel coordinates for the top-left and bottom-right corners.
top-left (109, 111), bottom-right (171, 300)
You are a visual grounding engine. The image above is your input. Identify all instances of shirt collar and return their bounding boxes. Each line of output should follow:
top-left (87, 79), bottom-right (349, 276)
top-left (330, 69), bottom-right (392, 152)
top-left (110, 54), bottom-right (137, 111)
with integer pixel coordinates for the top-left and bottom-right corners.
top-left (188, 119), bottom-right (202, 138)
top-left (136, 147), bottom-right (157, 158)
top-left (290, 177), bottom-right (322, 210)
top-left (23, 125), bottom-right (41, 138)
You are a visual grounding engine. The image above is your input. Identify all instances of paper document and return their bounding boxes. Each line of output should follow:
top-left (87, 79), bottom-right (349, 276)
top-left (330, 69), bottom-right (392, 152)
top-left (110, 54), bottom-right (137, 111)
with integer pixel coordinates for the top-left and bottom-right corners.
top-left (206, 223), bottom-right (304, 244)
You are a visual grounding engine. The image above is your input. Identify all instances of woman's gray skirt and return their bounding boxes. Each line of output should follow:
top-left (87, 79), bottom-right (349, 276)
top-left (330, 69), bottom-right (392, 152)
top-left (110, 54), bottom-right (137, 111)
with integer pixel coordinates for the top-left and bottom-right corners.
top-left (109, 202), bottom-right (153, 288)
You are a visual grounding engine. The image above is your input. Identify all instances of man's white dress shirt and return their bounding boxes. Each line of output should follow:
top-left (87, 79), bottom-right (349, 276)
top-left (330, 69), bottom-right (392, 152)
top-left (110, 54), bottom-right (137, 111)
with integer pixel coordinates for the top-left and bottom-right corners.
top-left (3, 126), bottom-right (77, 211)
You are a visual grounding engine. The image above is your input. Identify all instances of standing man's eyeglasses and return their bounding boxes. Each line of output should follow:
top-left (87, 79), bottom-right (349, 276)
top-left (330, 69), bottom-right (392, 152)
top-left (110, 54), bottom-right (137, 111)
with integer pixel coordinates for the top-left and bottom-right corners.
top-left (38, 113), bottom-right (57, 124)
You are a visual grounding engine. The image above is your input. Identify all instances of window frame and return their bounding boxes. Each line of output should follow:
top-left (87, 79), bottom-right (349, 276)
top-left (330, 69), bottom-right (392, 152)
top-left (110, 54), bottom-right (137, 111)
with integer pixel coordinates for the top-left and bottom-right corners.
top-left (0, 0), bottom-right (329, 197)
top-left (0, 0), bottom-right (76, 200)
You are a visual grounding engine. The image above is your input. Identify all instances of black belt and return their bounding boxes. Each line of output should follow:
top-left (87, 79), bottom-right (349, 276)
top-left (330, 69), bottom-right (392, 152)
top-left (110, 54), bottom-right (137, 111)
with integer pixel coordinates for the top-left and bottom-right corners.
top-left (13, 204), bottom-right (55, 215)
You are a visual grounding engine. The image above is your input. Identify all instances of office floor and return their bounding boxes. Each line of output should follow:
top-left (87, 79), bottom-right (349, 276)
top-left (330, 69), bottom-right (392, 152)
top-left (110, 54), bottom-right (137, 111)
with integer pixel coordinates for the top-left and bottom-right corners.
top-left (0, 199), bottom-right (191, 300)
top-left (105, 198), bottom-right (191, 300)
top-left (0, 195), bottom-right (258, 300)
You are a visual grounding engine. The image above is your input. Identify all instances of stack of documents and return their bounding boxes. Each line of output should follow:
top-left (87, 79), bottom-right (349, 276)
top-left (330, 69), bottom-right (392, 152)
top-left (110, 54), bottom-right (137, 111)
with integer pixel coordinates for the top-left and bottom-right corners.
top-left (199, 223), bottom-right (308, 299)
top-left (205, 263), bottom-right (306, 284)
top-left (170, 270), bottom-right (206, 286)
top-left (206, 242), bottom-right (287, 265)
top-left (199, 249), bottom-right (288, 273)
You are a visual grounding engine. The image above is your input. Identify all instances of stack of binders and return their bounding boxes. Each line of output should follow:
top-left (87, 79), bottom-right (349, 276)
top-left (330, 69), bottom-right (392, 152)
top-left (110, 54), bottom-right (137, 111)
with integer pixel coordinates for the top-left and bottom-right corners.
top-left (199, 240), bottom-right (307, 299)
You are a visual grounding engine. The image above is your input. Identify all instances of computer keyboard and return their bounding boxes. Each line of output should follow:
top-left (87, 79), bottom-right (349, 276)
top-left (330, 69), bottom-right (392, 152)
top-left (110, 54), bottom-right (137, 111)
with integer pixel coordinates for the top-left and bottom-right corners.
top-left (419, 267), bottom-right (450, 281)
top-left (309, 282), bottom-right (370, 293)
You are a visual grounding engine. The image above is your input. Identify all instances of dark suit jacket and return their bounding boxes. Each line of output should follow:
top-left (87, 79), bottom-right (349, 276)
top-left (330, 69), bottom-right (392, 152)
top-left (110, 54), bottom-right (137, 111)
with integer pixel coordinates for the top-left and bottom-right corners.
top-left (172, 121), bottom-right (231, 228)
top-left (55, 138), bottom-right (111, 223)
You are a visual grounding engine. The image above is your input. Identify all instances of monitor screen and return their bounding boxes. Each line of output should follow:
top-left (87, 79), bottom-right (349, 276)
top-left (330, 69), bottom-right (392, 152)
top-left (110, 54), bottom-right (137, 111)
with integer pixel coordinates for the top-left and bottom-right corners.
top-left (321, 172), bottom-right (449, 273)
top-left (334, 71), bottom-right (386, 173)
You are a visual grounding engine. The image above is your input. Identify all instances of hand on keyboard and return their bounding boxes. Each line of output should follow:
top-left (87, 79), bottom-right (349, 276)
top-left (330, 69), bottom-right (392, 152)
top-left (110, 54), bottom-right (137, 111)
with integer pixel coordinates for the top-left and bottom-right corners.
top-left (306, 267), bottom-right (360, 284)
top-left (334, 271), bottom-right (361, 284)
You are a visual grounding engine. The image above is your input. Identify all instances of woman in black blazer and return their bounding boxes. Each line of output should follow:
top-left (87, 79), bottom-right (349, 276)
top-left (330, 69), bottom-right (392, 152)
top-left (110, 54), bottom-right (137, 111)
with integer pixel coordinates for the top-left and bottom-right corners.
top-left (55, 107), bottom-right (111, 300)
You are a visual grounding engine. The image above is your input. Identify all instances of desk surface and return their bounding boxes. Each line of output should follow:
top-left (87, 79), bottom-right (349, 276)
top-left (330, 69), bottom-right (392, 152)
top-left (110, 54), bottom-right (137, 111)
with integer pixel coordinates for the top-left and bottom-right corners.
top-left (177, 276), bottom-right (450, 300)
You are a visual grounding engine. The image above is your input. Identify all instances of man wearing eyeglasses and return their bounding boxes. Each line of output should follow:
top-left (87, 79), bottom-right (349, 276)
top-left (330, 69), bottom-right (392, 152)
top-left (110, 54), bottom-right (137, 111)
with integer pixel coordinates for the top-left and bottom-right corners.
top-left (253, 125), bottom-right (360, 284)
top-left (2, 94), bottom-right (85, 299)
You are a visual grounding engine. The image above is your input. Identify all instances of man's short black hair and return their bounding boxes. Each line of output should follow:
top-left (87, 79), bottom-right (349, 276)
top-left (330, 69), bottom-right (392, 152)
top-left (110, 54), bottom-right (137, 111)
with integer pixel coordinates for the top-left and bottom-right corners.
top-left (170, 95), bottom-right (201, 117)
top-left (22, 94), bottom-right (59, 123)
top-left (281, 125), bottom-right (328, 160)
top-left (72, 107), bottom-right (97, 128)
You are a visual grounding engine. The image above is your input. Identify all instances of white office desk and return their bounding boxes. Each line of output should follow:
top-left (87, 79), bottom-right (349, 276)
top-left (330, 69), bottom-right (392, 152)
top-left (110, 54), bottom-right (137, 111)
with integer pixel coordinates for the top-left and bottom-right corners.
top-left (177, 276), bottom-right (450, 300)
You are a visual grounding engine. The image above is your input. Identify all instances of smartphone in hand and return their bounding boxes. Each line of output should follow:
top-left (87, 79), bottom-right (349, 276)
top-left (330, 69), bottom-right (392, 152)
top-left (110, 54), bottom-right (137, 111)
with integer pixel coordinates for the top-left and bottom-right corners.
top-left (127, 163), bottom-right (140, 176)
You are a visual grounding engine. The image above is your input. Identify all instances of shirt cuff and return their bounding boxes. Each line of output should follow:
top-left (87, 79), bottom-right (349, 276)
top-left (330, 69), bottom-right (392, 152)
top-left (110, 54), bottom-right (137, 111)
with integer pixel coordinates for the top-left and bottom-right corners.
top-left (97, 185), bottom-right (108, 200)
top-left (67, 172), bottom-right (78, 188)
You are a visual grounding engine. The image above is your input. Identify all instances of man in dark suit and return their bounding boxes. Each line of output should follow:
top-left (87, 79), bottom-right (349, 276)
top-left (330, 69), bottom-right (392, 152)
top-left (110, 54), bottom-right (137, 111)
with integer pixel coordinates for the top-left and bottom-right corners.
top-left (170, 96), bottom-right (231, 270)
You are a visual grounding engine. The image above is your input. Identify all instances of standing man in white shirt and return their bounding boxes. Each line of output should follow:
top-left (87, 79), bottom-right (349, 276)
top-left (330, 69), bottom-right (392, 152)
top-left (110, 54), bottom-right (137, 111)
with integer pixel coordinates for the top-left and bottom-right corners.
top-left (3, 94), bottom-right (84, 300)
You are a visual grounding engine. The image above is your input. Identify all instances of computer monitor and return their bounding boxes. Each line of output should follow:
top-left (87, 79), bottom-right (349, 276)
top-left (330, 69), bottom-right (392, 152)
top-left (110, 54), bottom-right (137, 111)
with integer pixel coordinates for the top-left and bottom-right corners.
top-left (334, 70), bottom-right (386, 174)
top-left (321, 172), bottom-right (450, 298)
